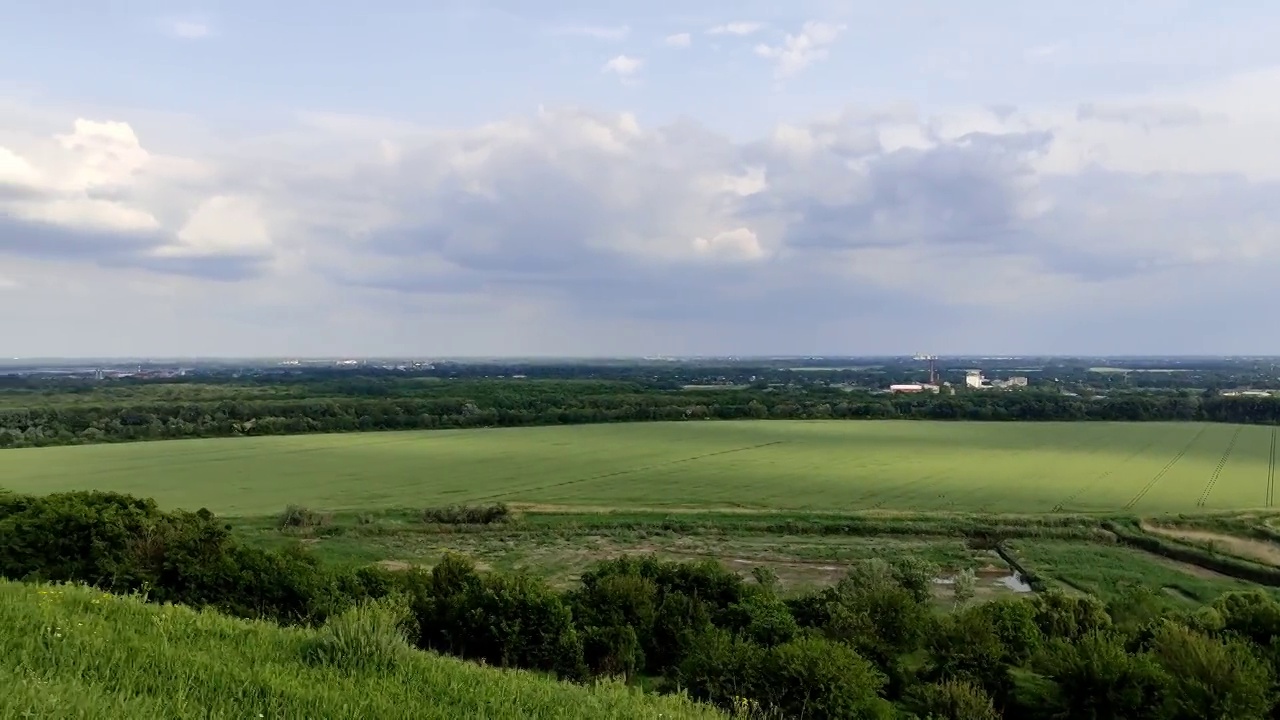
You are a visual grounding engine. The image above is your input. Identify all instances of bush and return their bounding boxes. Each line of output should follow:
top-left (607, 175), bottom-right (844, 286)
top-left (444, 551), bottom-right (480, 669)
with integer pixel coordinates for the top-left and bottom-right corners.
top-left (1015, 632), bottom-right (1167, 720)
top-left (722, 594), bottom-right (798, 647)
top-left (906, 679), bottom-right (1000, 720)
top-left (582, 624), bottom-right (644, 680)
top-left (408, 554), bottom-right (586, 679)
top-left (1031, 591), bottom-right (1111, 642)
top-left (420, 503), bottom-right (511, 525)
top-left (1147, 621), bottom-right (1273, 720)
top-left (278, 504), bottom-right (328, 529)
top-left (758, 636), bottom-right (893, 719)
top-left (0, 491), bottom-right (164, 583)
top-left (300, 597), bottom-right (413, 672)
top-left (676, 629), bottom-right (766, 709)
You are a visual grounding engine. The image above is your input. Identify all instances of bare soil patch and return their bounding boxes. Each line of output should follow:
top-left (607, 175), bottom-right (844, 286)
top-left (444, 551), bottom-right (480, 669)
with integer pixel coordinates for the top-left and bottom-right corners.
top-left (1141, 522), bottom-right (1280, 567)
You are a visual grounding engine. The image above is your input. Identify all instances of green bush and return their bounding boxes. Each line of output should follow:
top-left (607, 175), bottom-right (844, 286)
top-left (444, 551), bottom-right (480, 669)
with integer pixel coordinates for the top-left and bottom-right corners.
top-left (278, 504), bottom-right (329, 529)
top-left (1147, 622), bottom-right (1273, 720)
top-left (906, 679), bottom-right (999, 720)
top-left (409, 554), bottom-right (586, 679)
top-left (301, 597), bottom-right (414, 673)
top-left (420, 503), bottom-right (511, 525)
top-left (582, 624), bottom-right (644, 680)
top-left (722, 594), bottom-right (798, 647)
top-left (1031, 591), bottom-right (1112, 642)
top-left (1016, 632), bottom-right (1167, 720)
top-left (758, 636), bottom-right (893, 720)
top-left (676, 629), bottom-right (765, 709)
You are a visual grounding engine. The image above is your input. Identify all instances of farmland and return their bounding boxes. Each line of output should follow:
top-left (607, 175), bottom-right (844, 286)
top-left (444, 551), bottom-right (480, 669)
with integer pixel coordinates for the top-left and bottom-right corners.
top-left (1, 420), bottom-right (1275, 515)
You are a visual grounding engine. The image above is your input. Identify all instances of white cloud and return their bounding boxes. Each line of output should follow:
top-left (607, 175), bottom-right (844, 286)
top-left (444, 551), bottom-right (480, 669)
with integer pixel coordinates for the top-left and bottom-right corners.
top-left (754, 21), bottom-right (846, 77)
top-left (5, 64), bottom-right (1280, 354)
top-left (602, 55), bottom-right (644, 77)
top-left (693, 228), bottom-right (766, 261)
top-left (708, 22), bottom-right (764, 36)
top-left (161, 195), bottom-right (273, 258)
top-left (163, 18), bottom-right (212, 39)
top-left (665, 33), bottom-right (692, 48)
top-left (552, 25), bottom-right (629, 41)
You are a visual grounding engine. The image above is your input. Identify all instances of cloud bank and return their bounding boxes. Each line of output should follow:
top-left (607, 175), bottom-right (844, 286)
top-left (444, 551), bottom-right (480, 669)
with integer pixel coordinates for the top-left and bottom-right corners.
top-left (3, 68), bottom-right (1280, 356)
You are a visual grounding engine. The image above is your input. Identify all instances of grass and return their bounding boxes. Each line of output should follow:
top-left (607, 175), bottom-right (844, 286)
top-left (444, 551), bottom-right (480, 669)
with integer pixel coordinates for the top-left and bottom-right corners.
top-left (1006, 540), bottom-right (1273, 604)
top-left (239, 511), bottom-right (1009, 591)
top-left (0, 580), bottom-right (723, 719)
top-left (1, 421), bottom-right (1276, 515)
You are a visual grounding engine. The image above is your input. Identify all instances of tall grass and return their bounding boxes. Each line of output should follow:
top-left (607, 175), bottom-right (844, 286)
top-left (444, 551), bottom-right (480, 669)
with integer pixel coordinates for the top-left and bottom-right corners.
top-left (0, 580), bottom-right (723, 719)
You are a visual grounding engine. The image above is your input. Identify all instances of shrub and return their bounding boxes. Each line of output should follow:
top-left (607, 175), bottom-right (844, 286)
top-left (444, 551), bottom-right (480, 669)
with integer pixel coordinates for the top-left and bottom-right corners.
top-left (676, 629), bottom-right (766, 709)
top-left (758, 636), bottom-right (893, 720)
top-left (409, 554), bottom-right (585, 679)
top-left (906, 679), bottom-right (1000, 720)
top-left (721, 594), bottom-right (798, 647)
top-left (572, 572), bottom-right (658, 633)
top-left (0, 491), bottom-right (163, 584)
top-left (1016, 632), bottom-right (1168, 720)
top-left (582, 624), bottom-right (644, 680)
top-left (300, 597), bottom-right (413, 673)
top-left (1147, 621), bottom-right (1273, 720)
top-left (1031, 590), bottom-right (1111, 642)
top-left (650, 590), bottom-right (714, 674)
top-left (420, 503), bottom-right (511, 525)
top-left (277, 504), bottom-right (331, 530)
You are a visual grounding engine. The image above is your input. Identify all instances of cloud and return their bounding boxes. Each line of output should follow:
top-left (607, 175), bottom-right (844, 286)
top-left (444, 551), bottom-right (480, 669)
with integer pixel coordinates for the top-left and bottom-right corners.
top-left (665, 33), bottom-right (692, 48)
top-left (551, 25), bottom-right (629, 41)
top-left (754, 21), bottom-right (846, 77)
top-left (5, 65), bottom-right (1280, 354)
top-left (707, 22), bottom-right (764, 36)
top-left (602, 55), bottom-right (643, 77)
top-left (0, 116), bottom-right (272, 279)
top-left (163, 18), bottom-right (212, 39)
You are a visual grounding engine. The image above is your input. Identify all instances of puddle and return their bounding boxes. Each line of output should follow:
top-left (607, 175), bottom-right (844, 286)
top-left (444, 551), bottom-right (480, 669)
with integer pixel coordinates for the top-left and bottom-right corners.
top-left (995, 573), bottom-right (1034, 593)
top-left (932, 573), bottom-right (1034, 593)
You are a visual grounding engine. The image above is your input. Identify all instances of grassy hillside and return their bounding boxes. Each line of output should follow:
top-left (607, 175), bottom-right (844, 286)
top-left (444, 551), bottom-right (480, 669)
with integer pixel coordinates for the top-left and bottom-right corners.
top-left (0, 581), bottom-right (722, 720)
top-left (1, 420), bottom-right (1274, 514)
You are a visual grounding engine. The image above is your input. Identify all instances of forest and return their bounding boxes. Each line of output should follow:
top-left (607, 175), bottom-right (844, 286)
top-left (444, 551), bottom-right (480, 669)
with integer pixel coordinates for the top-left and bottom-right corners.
top-left (1, 374), bottom-right (1279, 448)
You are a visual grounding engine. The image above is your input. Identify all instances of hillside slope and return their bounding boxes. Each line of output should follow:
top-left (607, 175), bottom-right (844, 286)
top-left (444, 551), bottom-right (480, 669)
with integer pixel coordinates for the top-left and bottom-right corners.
top-left (0, 581), bottom-right (723, 720)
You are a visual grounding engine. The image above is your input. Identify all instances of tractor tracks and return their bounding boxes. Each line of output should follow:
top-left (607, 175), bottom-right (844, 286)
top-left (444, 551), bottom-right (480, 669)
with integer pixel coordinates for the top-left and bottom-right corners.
top-left (1268, 428), bottom-right (1276, 508)
top-left (1122, 426), bottom-right (1208, 511)
top-left (474, 441), bottom-right (786, 501)
top-left (1196, 427), bottom-right (1241, 508)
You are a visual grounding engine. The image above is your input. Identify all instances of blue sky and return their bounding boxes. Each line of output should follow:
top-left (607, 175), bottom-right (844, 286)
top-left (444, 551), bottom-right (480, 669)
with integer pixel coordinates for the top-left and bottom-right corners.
top-left (2, 1), bottom-right (1280, 356)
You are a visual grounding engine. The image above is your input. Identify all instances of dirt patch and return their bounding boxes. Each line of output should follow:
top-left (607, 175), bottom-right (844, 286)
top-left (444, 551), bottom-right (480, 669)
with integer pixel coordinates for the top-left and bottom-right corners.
top-left (374, 558), bottom-right (491, 572)
top-left (1141, 522), bottom-right (1280, 567)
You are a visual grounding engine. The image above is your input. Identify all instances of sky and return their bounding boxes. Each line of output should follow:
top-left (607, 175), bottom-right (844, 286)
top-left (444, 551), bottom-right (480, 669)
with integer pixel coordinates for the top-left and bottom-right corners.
top-left (2, 1), bottom-right (1280, 357)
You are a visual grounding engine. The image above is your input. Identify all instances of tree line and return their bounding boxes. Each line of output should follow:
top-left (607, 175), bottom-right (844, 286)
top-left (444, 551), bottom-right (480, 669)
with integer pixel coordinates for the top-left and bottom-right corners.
top-left (3, 490), bottom-right (1279, 719)
top-left (2, 380), bottom-right (1280, 448)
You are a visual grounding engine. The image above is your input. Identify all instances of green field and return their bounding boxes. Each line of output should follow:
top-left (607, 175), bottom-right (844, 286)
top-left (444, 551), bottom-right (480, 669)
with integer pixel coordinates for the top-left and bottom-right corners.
top-left (2, 421), bottom-right (1275, 515)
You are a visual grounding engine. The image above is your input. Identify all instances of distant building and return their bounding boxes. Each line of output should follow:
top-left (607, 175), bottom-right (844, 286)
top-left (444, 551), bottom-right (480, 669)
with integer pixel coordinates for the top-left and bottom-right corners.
top-left (965, 371), bottom-right (985, 388)
top-left (889, 383), bottom-right (940, 394)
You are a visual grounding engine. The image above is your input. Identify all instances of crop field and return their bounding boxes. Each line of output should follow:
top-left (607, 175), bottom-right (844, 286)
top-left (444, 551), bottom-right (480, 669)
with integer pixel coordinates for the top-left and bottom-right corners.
top-left (0, 421), bottom-right (1275, 516)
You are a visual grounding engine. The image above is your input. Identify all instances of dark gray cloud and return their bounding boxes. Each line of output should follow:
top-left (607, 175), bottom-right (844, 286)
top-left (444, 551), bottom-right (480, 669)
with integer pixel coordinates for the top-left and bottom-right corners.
top-left (0, 215), bottom-right (160, 258)
top-left (0, 214), bottom-right (269, 281)
top-left (1076, 102), bottom-right (1219, 128)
